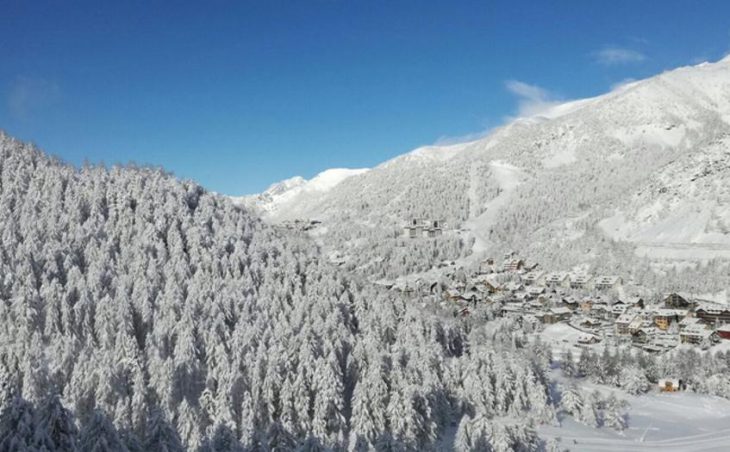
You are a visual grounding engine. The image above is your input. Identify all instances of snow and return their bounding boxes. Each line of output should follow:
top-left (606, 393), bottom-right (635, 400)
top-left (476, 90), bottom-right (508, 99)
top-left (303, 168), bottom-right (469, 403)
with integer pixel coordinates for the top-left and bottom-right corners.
top-left (304, 168), bottom-right (370, 192)
top-left (541, 392), bottom-right (730, 451)
top-left (232, 167), bottom-right (368, 217)
top-left (380, 141), bottom-right (471, 168)
top-left (465, 160), bottom-right (526, 254)
top-left (611, 123), bottom-right (688, 148)
top-left (543, 146), bottom-right (577, 168)
top-left (242, 55), bottom-right (730, 273)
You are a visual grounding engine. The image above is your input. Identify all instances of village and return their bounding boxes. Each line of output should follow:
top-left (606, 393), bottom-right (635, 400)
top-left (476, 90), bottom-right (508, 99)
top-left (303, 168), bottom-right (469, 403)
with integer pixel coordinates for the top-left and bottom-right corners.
top-left (382, 250), bottom-right (730, 356)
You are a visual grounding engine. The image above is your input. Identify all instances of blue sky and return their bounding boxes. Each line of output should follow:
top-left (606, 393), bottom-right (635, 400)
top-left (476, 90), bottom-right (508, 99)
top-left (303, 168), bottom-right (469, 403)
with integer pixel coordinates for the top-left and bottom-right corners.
top-left (1, 1), bottom-right (729, 195)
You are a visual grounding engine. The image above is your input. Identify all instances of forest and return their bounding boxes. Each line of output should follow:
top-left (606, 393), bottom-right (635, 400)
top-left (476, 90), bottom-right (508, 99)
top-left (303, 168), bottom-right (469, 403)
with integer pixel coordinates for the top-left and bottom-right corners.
top-left (0, 133), bottom-right (557, 451)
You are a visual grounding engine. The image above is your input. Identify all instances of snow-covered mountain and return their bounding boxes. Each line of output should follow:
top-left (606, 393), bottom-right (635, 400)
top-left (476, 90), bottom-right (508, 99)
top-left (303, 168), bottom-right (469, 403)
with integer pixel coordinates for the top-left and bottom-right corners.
top-left (240, 56), bottom-right (730, 278)
top-left (233, 167), bottom-right (368, 217)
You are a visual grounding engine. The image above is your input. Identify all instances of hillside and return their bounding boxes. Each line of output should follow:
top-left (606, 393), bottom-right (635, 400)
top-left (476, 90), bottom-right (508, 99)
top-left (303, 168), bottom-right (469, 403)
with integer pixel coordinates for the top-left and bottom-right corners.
top-left (240, 56), bottom-right (730, 287)
top-left (0, 132), bottom-right (555, 451)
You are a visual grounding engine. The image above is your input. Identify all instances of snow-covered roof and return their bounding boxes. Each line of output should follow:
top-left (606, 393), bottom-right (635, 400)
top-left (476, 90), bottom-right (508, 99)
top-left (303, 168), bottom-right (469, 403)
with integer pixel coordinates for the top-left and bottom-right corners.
top-left (621, 296), bottom-right (644, 305)
top-left (696, 303), bottom-right (730, 314)
top-left (681, 324), bottom-right (712, 337)
top-left (628, 316), bottom-right (645, 328)
top-left (653, 308), bottom-right (684, 317)
top-left (570, 273), bottom-right (593, 283)
top-left (679, 316), bottom-right (701, 326)
top-left (616, 313), bottom-right (637, 324)
top-left (578, 333), bottom-right (599, 343)
top-left (545, 272), bottom-right (569, 282)
top-left (550, 307), bottom-right (573, 315)
top-left (595, 275), bottom-right (620, 285)
top-left (523, 270), bottom-right (545, 281)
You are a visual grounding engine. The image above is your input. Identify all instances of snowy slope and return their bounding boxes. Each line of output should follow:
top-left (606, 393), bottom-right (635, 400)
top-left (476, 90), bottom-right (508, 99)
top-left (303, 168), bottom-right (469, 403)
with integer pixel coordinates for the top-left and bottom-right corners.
top-left (541, 391), bottom-right (730, 451)
top-left (233, 167), bottom-right (369, 217)
top-left (239, 56), bottom-right (730, 274)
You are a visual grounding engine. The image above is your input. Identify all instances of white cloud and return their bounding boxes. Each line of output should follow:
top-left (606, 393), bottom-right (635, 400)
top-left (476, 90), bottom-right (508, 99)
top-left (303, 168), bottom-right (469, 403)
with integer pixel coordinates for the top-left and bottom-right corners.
top-left (7, 76), bottom-right (61, 119)
top-left (593, 47), bottom-right (646, 65)
top-left (504, 80), bottom-right (561, 117)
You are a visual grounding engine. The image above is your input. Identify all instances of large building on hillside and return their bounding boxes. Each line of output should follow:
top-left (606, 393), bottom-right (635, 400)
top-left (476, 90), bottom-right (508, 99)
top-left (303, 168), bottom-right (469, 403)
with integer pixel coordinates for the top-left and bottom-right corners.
top-left (403, 218), bottom-right (444, 238)
top-left (695, 304), bottom-right (730, 325)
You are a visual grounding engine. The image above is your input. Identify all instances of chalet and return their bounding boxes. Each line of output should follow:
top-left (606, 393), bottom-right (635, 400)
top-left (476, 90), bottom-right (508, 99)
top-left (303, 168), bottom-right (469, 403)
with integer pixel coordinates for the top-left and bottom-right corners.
top-left (594, 275), bottom-right (622, 290)
top-left (620, 296), bottom-right (645, 309)
top-left (716, 324), bottom-right (730, 340)
top-left (629, 316), bottom-right (650, 335)
top-left (653, 309), bottom-right (683, 331)
top-left (653, 333), bottom-right (680, 350)
top-left (679, 324), bottom-right (714, 345)
top-left (579, 298), bottom-right (593, 313)
top-left (695, 303), bottom-right (730, 325)
top-left (526, 286), bottom-right (546, 297)
top-left (579, 317), bottom-right (602, 329)
top-left (610, 304), bottom-right (629, 318)
top-left (569, 274), bottom-right (593, 290)
top-left (543, 307), bottom-right (572, 324)
top-left (403, 218), bottom-right (424, 238)
top-left (663, 293), bottom-right (694, 309)
top-left (426, 219), bottom-right (445, 237)
top-left (632, 328), bottom-right (651, 344)
top-left (615, 313), bottom-right (637, 335)
top-left (522, 270), bottom-right (546, 286)
top-left (478, 258), bottom-right (495, 275)
top-left (473, 275), bottom-right (501, 293)
top-left (544, 272), bottom-right (570, 288)
top-left (561, 297), bottom-right (580, 311)
top-left (678, 316), bottom-right (702, 331)
top-left (404, 218), bottom-right (444, 238)
top-left (578, 333), bottom-right (600, 344)
top-left (503, 259), bottom-right (525, 272)
top-left (589, 304), bottom-right (612, 321)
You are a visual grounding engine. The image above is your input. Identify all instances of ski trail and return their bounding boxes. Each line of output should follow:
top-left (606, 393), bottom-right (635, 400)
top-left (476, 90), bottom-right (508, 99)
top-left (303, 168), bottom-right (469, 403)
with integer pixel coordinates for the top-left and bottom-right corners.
top-left (464, 160), bottom-right (526, 256)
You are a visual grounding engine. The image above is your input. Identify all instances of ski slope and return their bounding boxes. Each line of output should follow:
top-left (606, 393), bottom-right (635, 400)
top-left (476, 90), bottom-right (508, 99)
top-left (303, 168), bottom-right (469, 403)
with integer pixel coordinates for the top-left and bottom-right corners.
top-left (541, 392), bottom-right (730, 451)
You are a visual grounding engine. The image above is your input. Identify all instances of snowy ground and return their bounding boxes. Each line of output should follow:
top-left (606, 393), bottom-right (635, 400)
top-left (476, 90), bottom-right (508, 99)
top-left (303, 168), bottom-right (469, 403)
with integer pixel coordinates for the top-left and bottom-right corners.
top-left (540, 323), bottom-right (606, 358)
top-left (541, 391), bottom-right (730, 451)
top-left (465, 160), bottom-right (526, 255)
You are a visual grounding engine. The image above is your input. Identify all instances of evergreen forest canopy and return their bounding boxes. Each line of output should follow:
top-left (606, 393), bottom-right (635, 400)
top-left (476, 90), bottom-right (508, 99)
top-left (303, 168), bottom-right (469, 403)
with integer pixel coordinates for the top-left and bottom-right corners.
top-left (0, 133), bottom-right (556, 451)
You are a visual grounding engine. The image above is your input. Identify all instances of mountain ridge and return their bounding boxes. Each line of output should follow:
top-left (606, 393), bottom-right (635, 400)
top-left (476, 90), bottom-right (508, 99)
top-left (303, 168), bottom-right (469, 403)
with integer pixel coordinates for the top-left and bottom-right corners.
top-left (238, 56), bottom-right (730, 277)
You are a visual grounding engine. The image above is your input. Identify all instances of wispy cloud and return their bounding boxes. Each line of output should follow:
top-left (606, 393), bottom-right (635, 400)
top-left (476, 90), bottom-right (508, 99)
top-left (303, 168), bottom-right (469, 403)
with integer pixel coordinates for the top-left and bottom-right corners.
top-left (593, 46), bottom-right (646, 65)
top-left (610, 77), bottom-right (637, 91)
top-left (433, 80), bottom-right (562, 145)
top-left (7, 76), bottom-right (61, 119)
top-left (434, 128), bottom-right (495, 146)
top-left (504, 80), bottom-right (561, 117)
